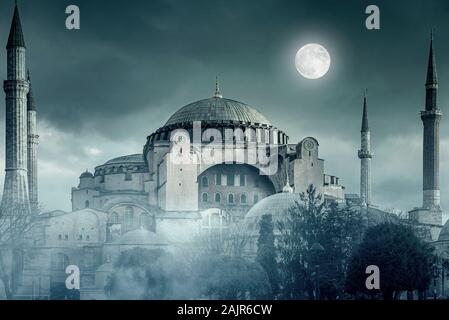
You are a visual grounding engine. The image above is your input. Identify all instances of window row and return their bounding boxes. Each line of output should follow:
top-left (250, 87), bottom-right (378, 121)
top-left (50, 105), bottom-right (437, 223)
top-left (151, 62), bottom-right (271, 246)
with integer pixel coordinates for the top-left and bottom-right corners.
top-left (201, 192), bottom-right (260, 205)
top-left (201, 174), bottom-right (246, 187)
top-left (57, 234), bottom-right (91, 241)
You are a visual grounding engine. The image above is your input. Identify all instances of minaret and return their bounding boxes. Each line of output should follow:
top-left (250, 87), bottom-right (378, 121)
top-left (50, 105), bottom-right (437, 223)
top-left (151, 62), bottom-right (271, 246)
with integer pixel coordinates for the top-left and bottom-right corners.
top-left (421, 31), bottom-right (442, 211)
top-left (358, 91), bottom-right (373, 206)
top-left (27, 71), bottom-right (38, 209)
top-left (2, 3), bottom-right (30, 212)
top-left (409, 33), bottom-right (443, 239)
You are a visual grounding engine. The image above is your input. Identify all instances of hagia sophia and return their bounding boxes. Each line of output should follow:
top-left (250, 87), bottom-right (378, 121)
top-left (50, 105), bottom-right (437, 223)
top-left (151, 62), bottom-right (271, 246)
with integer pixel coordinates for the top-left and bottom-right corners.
top-left (1, 4), bottom-right (449, 299)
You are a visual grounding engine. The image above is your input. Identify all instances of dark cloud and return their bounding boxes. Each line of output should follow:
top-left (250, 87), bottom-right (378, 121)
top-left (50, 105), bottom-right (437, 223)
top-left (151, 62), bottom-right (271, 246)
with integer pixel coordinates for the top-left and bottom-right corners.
top-left (0, 0), bottom-right (448, 218)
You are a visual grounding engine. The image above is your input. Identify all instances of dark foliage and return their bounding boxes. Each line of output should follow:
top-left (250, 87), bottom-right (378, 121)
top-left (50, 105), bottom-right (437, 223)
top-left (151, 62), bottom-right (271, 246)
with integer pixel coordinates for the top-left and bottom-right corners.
top-left (345, 222), bottom-right (434, 300)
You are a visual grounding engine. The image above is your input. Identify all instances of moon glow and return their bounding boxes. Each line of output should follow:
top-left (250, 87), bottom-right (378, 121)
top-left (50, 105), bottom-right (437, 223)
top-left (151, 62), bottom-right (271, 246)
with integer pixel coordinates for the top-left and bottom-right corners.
top-left (295, 44), bottom-right (331, 80)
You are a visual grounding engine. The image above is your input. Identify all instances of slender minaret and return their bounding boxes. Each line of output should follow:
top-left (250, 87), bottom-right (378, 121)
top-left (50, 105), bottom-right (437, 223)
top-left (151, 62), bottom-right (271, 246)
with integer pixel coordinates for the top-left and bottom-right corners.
top-left (358, 91), bottom-right (373, 206)
top-left (27, 71), bottom-right (38, 208)
top-left (2, 3), bottom-right (30, 212)
top-left (421, 31), bottom-right (442, 210)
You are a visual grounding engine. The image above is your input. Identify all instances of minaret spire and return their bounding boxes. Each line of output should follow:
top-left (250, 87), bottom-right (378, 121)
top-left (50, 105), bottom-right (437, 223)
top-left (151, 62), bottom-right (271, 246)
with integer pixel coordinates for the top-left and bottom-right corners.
top-left (7, 2), bottom-right (26, 49)
top-left (421, 31), bottom-right (442, 210)
top-left (213, 76), bottom-right (222, 98)
top-left (361, 89), bottom-right (369, 132)
top-left (358, 90), bottom-right (373, 206)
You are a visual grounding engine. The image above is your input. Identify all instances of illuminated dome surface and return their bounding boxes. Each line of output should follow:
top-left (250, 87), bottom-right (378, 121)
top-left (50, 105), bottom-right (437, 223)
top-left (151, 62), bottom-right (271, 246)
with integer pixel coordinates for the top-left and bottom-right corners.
top-left (165, 97), bottom-right (271, 127)
top-left (244, 192), bottom-right (302, 231)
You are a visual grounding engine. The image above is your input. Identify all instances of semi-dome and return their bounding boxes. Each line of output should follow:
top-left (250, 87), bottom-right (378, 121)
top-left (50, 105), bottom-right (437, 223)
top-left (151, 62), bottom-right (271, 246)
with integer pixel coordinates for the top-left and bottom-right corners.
top-left (165, 97), bottom-right (271, 127)
top-left (104, 154), bottom-right (144, 165)
top-left (438, 220), bottom-right (449, 242)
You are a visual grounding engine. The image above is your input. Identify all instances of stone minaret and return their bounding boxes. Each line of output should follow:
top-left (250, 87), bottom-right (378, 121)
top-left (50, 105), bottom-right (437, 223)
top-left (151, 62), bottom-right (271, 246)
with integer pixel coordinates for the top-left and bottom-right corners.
top-left (421, 32), bottom-right (442, 210)
top-left (358, 92), bottom-right (373, 206)
top-left (27, 71), bottom-right (38, 208)
top-left (409, 33), bottom-right (443, 240)
top-left (2, 4), bottom-right (30, 212)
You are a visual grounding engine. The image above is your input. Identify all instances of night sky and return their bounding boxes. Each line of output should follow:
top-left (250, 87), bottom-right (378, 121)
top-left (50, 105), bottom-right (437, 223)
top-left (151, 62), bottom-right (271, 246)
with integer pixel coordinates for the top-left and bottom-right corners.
top-left (0, 0), bottom-right (448, 221)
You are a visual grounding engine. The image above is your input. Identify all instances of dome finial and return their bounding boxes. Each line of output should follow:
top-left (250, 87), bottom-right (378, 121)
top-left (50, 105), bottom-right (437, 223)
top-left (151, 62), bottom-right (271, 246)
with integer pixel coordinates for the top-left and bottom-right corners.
top-left (214, 76), bottom-right (223, 98)
top-left (282, 162), bottom-right (293, 193)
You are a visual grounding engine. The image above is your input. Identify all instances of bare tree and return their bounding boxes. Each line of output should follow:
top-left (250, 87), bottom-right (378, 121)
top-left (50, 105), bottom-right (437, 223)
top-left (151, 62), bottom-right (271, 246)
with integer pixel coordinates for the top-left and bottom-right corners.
top-left (197, 222), bottom-right (251, 257)
top-left (0, 202), bottom-right (39, 300)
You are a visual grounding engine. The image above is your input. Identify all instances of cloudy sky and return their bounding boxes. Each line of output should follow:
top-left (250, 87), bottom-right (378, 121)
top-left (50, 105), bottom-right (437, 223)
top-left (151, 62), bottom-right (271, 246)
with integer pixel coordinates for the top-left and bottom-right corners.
top-left (0, 0), bottom-right (448, 221)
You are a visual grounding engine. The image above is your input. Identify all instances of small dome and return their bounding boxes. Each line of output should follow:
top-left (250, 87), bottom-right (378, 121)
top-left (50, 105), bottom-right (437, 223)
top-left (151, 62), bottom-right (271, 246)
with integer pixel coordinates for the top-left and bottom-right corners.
top-left (114, 228), bottom-right (167, 246)
top-left (165, 97), bottom-right (271, 127)
top-left (438, 220), bottom-right (449, 241)
top-left (244, 192), bottom-right (302, 231)
top-left (79, 171), bottom-right (94, 179)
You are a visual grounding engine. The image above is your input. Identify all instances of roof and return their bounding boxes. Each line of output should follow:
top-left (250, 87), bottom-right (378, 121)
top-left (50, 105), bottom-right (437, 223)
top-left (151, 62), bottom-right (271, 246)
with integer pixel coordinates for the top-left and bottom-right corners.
top-left (7, 5), bottom-right (26, 49)
top-left (104, 154), bottom-right (144, 165)
top-left (438, 220), bottom-right (449, 242)
top-left (244, 192), bottom-right (397, 232)
top-left (164, 97), bottom-right (271, 127)
top-left (79, 171), bottom-right (94, 179)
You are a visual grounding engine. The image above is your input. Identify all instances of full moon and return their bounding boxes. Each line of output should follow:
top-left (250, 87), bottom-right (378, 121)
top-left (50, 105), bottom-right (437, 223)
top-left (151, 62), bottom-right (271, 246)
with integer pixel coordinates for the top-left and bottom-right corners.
top-left (295, 43), bottom-right (331, 80)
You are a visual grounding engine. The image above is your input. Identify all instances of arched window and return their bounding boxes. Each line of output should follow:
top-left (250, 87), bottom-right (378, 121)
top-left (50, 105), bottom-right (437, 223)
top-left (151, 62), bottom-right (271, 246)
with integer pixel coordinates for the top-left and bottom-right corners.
top-left (201, 176), bottom-right (209, 188)
top-left (240, 194), bottom-right (247, 204)
top-left (215, 193), bottom-right (221, 203)
top-left (253, 194), bottom-right (259, 204)
top-left (202, 193), bottom-right (209, 203)
top-left (228, 194), bottom-right (234, 204)
top-left (85, 200), bottom-right (90, 208)
top-left (124, 206), bottom-right (134, 227)
top-left (109, 212), bottom-right (119, 224)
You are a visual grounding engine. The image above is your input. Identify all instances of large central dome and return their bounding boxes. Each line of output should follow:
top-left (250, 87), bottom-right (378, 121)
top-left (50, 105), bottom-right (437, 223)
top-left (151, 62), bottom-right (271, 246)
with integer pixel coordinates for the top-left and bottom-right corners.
top-left (165, 97), bottom-right (271, 127)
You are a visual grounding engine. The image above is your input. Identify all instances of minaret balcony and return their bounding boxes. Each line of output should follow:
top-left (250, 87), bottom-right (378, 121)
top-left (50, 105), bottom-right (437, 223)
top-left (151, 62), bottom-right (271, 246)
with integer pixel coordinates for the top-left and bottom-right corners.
top-left (421, 109), bottom-right (443, 118)
top-left (358, 150), bottom-right (373, 159)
